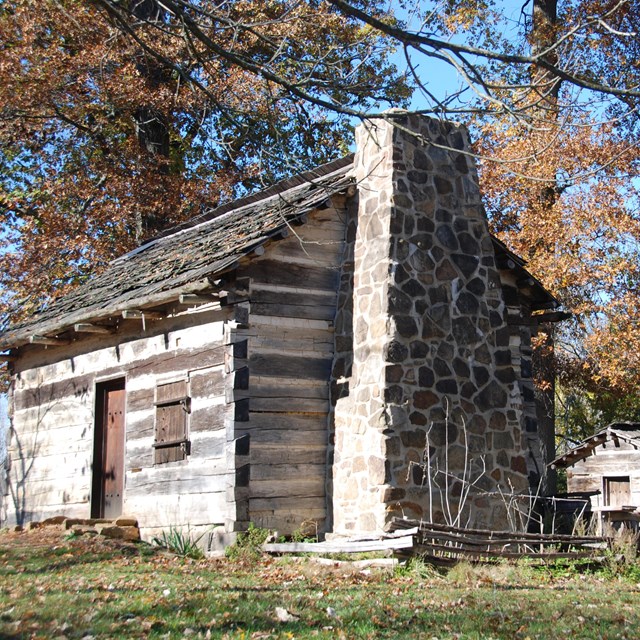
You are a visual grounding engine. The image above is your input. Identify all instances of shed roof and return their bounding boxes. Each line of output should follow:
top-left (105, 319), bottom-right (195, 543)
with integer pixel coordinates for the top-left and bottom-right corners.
top-left (0, 154), bottom-right (560, 350)
top-left (550, 422), bottom-right (640, 469)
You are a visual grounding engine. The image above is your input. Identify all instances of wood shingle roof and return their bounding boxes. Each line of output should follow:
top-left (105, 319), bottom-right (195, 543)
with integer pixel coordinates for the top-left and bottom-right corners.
top-left (0, 155), bottom-right (355, 348)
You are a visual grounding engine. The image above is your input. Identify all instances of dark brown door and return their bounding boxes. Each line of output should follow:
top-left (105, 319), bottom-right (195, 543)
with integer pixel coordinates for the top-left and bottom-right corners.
top-left (92, 379), bottom-right (126, 518)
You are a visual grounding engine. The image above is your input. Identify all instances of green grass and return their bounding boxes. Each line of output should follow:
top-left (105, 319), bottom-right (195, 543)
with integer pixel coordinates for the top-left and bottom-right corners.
top-left (1, 529), bottom-right (640, 639)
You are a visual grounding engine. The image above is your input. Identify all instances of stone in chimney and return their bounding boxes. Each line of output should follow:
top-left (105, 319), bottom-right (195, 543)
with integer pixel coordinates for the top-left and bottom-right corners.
top-left (331, 114), bottom-right (529, 534)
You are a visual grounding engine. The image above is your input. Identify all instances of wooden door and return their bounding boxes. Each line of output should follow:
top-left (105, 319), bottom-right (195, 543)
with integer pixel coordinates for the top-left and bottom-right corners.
top-left (605, 477), bottom-right (631, 508)
top-left (92, 380), bottom-right (126, 518)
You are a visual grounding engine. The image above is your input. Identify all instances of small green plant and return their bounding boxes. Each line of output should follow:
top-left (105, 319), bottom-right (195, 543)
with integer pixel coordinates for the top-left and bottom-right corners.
top-left (291, 528), bottom-right (317, 544)
top-left (151, 525), bottom-right (205, 559)
top-left (395, 557), bottom-right (443, 580)
top-left (225, 523), bottom-right (270, 562)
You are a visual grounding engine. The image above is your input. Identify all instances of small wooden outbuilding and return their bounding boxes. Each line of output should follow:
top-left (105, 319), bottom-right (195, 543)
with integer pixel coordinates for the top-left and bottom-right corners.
top-left (1, 114), bottom-right (566, 543)
top-left (550, 422), bottom-right (640, 533)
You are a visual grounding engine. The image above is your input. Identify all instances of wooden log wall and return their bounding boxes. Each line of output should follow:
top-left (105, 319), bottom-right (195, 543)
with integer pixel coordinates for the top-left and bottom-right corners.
top-left (7, 307), bottom-right (234, 538)
top-left (233, 203), bottom-right (349, 535)
top-left (498, 270), bottom-right (542, 488)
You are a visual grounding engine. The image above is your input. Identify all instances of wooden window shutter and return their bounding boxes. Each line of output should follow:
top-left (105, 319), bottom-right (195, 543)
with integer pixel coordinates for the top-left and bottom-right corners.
top-left (153, 380), bottom-right (190, 464)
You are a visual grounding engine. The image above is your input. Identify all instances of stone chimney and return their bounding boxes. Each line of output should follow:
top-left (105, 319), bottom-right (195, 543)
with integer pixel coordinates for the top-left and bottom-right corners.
top-left (331, 114), bottom-right (529, 534)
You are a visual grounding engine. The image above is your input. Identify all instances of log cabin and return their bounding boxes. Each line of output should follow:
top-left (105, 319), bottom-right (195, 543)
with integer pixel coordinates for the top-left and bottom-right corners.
top-left (550, 422), bottom-right (640, 533)
top-left (0, 114), bottom-right (566, 544)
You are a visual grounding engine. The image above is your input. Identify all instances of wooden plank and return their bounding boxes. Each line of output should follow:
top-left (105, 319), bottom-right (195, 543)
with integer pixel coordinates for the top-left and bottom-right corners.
top-left (567, 476), bottom-right (602, 493)
top-left (122, 309), bottom-right (163, 320)
top-left (126, 493), bottom-right (227, 528)
top-left (126, 433), bottom-right (227, 467)
top-left (250, 477), bottom-right (325, 498)
top-left (250, 353), bottom-right (332, 381)
top-left (13, 373), bottom-right (94, 411)
top-left (251, 446), bottom-right (327, 465)
top-left (251, 381), bottom-right (329, 400)
top-left (11, 408), bottom-right (94, 437)
top-left (29, 335), bottom-right (70, 346)
top-left (249, 314), bottom-right (334, 332)
top-left (9, 454), bottom-right (92, 484)
top-left (126, 470), bottom-right (227, 496)
top-left (265, 242), bottom-right (343, 269)
top-left (249, 336), bottom-right (334, 355)
top-left (264, 535), bottom-right (414, 554)
top-left (8, 452), bottom-right (90, 479)
top-left (413, 543), bottom-right (606, 561)
top-left (127, 459), bottom-right (228, 497)
top-left (391, 518), bottom-right (608, 543)
top-left (9, 424), bottom-right (94, 457)
top-left (250, 302), bottom-right (336, 322)
top-left (101, 386), bottom-right (125, 518)
top-left (126, 413), bottom-right (155, 439)
top-left (189, 404), bottom-right (228, 433)
top-left (189, 368), bottom-right (225, 398)
top-left (250, 463), bottom-right (325, 481)
top-left (243, 429), bottom-right (327, 447)
top-left (250, 397), bottom-right (328, 413)
top-left (154, 403), bottom-right (186, 464)
top-left (249, 496), bottom-right (325, 511)
top-left (73, 323), bottom-right (114, 335)
top-left (275, 213), bottom-right (345, 239)
top-left (156, 380), bottom-right (188, 404)
top-left (243, 322), bottom-right (334, 344)
top-left (249, 286), bottom-right (336, 322)
top-left (126, 387), bottom-right (154, 413)
top-left (127, 344), bottom-right (226, 378)
top-left (243, 413), bottom-right (327, 431)
top-left (7, 476), bottom-right (91, 500)
top-left (243, 260), bottom-right (339, 291)
top-left (415, 530), bottom-right (605, 549)
top-left (251, 511), bottom-right (327, 534)
top-left (126, 445), bottom-right (153, 470)
top-left (7, 503), bottom-right (91, 526)
top-left (573, 455), bottom-right (640, 474)
top-left (189, 434), bottom-right (226, 459)
top-left (250, 288), bottom-right (336, 306)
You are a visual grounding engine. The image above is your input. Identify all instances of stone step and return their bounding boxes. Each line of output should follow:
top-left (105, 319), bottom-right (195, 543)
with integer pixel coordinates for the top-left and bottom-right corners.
top-left (15, 515), bottom-right (141, 541)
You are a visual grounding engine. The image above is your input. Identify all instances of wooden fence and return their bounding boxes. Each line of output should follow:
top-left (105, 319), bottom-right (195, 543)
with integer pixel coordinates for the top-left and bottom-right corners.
top-left (389, 517), bottom-right (611, 565)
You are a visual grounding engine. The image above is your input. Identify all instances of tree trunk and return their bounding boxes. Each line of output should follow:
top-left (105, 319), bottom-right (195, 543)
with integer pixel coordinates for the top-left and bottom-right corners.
top-left (130, 0), bottom-right (171, 240)
top-left (529, 0), bottom-right (561, 493)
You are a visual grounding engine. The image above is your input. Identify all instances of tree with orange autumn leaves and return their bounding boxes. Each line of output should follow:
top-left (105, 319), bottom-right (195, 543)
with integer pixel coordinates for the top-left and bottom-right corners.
top-left (471, 0), bottom-right (640, 437)
top-left (0, 0), bottom-right (410, 323)
top-left (1, 0), bottom-right (639, 435)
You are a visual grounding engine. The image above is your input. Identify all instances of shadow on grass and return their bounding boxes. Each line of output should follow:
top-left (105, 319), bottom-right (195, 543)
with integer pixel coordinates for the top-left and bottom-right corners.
top-left (0, 540), bottom-right (158, 577)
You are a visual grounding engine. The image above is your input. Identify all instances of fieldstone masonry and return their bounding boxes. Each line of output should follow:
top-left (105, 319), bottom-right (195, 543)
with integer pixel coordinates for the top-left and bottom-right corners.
top-left (331, 114), bottom-right (530, 534)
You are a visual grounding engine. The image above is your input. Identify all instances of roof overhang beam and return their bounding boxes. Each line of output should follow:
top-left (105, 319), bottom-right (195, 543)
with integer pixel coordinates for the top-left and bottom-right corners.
top-left (29, 335), bottom-right (70, 346)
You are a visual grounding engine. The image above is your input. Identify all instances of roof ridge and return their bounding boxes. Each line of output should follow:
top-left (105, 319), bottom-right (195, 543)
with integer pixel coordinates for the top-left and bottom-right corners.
top-left (110, 154), bottom-right (353, 264)
top-left (112, 155), bottom-right (354, 266)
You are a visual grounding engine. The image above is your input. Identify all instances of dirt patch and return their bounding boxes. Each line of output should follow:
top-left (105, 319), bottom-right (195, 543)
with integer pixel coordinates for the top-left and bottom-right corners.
top-left (0, 524), bottom-right (143, 556)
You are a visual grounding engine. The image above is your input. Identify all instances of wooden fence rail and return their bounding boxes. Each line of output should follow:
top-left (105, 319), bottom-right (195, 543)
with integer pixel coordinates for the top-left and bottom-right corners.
top-left (389, 517), bottom-right (611, 565)
top-left (263, 518), bottom-right (614, 564)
